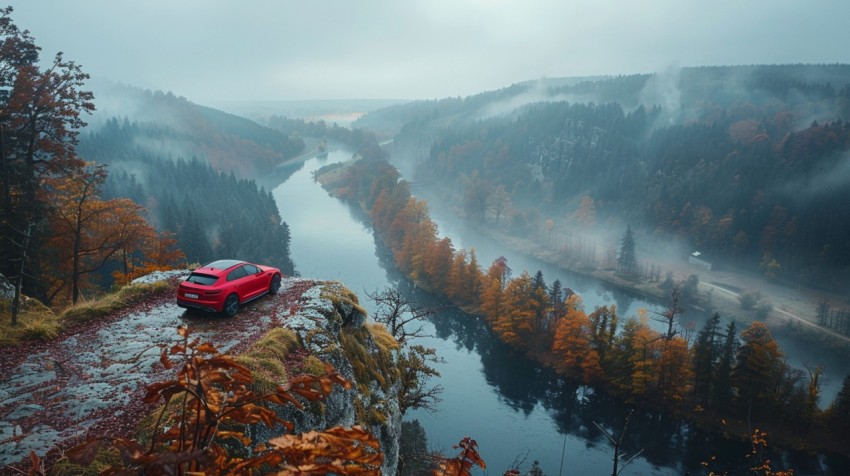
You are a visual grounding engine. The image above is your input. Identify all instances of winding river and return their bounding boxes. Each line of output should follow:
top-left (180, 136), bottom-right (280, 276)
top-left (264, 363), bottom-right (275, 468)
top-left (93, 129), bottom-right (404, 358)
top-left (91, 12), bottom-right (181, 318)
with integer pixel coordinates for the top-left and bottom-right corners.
top-left (272, 148), bottom-right (845, 475)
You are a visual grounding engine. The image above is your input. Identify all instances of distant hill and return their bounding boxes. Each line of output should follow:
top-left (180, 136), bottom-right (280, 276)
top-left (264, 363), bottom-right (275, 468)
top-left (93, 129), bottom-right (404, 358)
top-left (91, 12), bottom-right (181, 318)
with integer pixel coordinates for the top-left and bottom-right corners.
top-left (211, 98), bottom-right (407, 130)
top-left (77, 81), bottom-right (299, 274)
top-left (83, 80), bottom-right (305, 177)
top-left (367, 64), bottom-right (850, 290)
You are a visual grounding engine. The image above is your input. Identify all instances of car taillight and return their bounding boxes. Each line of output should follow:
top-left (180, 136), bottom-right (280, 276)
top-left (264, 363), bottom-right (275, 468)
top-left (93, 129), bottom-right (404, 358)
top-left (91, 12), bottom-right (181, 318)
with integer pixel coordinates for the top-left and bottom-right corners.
top-left (204, 290), bottom-right (221, 296)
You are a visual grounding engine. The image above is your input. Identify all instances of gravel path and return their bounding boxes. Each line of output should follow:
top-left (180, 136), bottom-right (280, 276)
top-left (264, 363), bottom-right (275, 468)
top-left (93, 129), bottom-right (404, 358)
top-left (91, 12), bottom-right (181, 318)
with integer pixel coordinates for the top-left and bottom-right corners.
top-left (0, 277), bottom-right (315, 472)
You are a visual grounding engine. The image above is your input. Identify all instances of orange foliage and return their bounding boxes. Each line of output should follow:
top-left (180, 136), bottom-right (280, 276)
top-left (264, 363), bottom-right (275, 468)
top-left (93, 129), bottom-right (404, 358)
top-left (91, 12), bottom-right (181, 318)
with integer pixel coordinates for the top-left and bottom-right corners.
top-left (552, 295), bottom-right (604, 382)
top-left (66, 327), bottom-right (382, 475)
top-left (657, 336), bottom-right (693, 402)
top-left (112, 231), bottom-right (186, 286)
top-left (433, 437), bottom-right (486, 476)
top-left (43, 166), bottom-right (164, 303)
top-left (628, 314), bottom-right (662, 397)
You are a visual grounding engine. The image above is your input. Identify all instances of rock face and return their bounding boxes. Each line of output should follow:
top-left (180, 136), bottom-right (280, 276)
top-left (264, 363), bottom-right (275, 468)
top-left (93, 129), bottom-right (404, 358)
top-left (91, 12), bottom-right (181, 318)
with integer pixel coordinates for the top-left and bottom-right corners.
top-left (252, 280), bottom-right (402, 474)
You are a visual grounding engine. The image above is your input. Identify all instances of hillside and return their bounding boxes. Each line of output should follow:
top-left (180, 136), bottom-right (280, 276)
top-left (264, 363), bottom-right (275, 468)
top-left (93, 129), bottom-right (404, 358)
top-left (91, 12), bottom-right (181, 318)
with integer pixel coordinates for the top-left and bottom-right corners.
top-left (83, 80), bottom-right (306, 177)
top-left (76, 85), bottom-right (300, 274)
top-left (366, 64), bottom-right (850, 293)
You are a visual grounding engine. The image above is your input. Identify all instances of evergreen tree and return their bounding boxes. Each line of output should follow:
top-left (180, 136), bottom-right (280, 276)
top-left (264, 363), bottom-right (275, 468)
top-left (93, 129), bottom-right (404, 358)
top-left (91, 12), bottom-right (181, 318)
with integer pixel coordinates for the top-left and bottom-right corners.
top-left (712, 321), bottom-right (738, 408)
top-left (179, 210), bottom-right (213, 264)
top-left (827, 374), bottom-right (850, 433)
top-left (399, 420), bottom-right (433, 476)
top-left (617, 225), bottom-right (637, 275)
top-left (1, 7), bottom-right (95, 300)
top-left (692, 313), bottom-right (721, 408)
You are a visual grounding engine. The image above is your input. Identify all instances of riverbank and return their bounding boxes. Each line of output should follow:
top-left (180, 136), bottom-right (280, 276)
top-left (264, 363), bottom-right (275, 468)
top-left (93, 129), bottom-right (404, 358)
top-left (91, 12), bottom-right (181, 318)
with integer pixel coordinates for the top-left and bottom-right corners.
top-left (314, 157), bottom-right (850, 464)
top-left (412, 183), bottom-right (850, 353)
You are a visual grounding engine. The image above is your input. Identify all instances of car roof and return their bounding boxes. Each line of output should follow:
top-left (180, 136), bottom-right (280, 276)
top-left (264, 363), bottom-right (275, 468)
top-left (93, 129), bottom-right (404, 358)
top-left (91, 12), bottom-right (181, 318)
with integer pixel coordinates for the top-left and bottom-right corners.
top-left (195, 259), bottom-right (245, 274)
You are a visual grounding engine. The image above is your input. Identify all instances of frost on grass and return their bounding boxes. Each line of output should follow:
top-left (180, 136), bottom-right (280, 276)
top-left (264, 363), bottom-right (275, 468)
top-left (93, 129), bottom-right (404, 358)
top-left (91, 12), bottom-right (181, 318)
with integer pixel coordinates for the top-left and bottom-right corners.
top-left (131, 269), bottom-right (190, 285)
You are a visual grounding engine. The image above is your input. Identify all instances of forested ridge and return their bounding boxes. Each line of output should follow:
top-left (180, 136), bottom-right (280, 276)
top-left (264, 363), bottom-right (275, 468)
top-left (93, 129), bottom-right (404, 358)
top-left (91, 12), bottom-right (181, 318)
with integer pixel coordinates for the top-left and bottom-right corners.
top-left (1, 8), bottom-right (297, 309)
top-left (377, 64), bottom-right (850, 290)
top-left (86, 82), bottom-right (306, 176)
top-left (80, 117), bottom-right (297, 276)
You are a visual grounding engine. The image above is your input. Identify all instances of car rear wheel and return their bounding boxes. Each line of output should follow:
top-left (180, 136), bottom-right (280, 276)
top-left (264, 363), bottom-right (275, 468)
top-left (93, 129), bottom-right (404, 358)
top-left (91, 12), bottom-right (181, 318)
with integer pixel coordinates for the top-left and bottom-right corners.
top-left (269, 274), bottom-right (282, 294)
top-left (223, 294), bottom-right (239, 317)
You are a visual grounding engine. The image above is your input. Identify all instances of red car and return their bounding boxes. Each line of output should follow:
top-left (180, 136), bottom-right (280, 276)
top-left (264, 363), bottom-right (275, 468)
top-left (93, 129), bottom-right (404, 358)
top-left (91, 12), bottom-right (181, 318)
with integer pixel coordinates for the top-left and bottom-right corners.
top-left (177, 259), bottom-right (283, 317)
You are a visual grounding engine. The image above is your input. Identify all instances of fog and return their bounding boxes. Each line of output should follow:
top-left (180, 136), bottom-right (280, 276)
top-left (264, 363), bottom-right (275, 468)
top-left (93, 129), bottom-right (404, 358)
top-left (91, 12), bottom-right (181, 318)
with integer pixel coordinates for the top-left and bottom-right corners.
top-left (8, 1), bottom-right (850, 104)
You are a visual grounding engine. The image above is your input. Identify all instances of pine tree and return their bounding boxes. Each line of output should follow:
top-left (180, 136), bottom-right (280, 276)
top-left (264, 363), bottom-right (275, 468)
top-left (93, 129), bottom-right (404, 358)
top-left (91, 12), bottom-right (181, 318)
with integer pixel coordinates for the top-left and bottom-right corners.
top-left (692, 313), bottom-right (722, 408)
top-left (827, 374), bottom-right (850, 433)
top-left (617, 225), bottom-right (637, 275)
top-left (712, 321), bottom-right (738, 408)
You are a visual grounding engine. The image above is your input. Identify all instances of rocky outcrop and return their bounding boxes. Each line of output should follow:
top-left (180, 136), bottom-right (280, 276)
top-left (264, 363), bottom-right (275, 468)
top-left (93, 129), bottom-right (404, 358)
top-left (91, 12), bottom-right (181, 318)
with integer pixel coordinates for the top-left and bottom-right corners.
top-left (0, 276), bottom-right (402, 474)
top-left (249, 280), bottom-right (402, 474)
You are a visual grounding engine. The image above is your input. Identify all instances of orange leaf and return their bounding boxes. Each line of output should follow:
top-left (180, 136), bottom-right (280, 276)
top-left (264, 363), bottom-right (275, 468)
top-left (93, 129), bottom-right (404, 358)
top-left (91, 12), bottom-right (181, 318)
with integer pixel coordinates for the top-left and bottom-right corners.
top-left (160, 348), bottom-right (172, 369)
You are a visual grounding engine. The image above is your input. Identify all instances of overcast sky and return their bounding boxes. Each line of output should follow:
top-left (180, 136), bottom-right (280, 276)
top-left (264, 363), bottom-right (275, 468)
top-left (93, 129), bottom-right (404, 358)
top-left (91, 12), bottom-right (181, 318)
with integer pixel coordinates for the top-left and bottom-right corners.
top-left (7, 0), bottom-right (850, 104)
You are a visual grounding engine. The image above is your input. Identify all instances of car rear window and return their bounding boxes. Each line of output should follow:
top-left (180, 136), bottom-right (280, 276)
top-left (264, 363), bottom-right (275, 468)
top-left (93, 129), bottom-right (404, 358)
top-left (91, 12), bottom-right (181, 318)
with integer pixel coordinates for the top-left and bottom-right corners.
top-left (186, 273), bottom-right (217, 285)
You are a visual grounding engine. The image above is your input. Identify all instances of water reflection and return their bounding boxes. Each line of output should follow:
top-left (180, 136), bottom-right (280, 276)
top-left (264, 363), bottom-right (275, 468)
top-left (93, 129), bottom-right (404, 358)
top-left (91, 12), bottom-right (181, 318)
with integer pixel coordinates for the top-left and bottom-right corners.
top-left (274, 148), bottom-right (841, 475)
top-left (409, 294), bottom-right (816, 474)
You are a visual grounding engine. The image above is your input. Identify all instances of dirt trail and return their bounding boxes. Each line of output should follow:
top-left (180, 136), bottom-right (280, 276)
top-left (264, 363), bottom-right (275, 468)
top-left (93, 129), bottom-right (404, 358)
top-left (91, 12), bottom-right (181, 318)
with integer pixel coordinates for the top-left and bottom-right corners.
top-left (0, 278), bottom-right (312, 471)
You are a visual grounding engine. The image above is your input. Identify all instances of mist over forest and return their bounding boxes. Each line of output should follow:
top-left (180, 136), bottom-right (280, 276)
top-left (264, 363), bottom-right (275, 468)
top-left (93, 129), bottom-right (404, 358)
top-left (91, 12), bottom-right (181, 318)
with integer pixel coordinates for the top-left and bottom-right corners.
top-left (358, 65), bottom-right (850, 292)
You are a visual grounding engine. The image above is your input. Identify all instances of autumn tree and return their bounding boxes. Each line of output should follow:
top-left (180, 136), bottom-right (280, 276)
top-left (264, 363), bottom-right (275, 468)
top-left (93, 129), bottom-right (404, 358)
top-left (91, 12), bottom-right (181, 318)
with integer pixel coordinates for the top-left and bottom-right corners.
top-left (495, 271), bottom-right (536, 348)
top-left (479, 256), bottom-right (510, 318)
top-left (463, 173), bottom-right (492, 223)
top-left (733, 322), bottom-right (784, 414)
top-left (447, 249), bottom-right (470, 304)
top-left (626, 312), bottom-right (663, 397)
top-left (552, 294), bottom-right (604, 382)
top-left (43, 164), bottom-right (158, 304)
top-left (0, 6), bottom-right (94, 302)
top-left (487, 184), bottom-right (511, 224)
top-left (423, 237), bottom-right (454, 294)
top-left (368, 287), bottom-right (444, 414)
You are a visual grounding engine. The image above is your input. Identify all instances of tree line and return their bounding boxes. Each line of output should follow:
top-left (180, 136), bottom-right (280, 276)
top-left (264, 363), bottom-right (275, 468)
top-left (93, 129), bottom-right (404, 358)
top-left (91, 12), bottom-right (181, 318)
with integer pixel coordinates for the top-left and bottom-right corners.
top-left (389, 66), bottom-right (850, 291)
top-left (0, 8), bottom-right (189, 311)
top-left (0, 8), bottom-right (295, 314)
top-left (81, 118), bottom-right (296, 276)
top-left (326, 154), bottom-right (850, 455)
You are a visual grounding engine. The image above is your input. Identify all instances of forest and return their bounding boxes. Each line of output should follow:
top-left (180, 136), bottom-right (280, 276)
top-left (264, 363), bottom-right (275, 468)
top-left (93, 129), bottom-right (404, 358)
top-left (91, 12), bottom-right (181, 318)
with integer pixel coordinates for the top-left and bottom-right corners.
top-left (0, 9), bottom-right (298, 310)
top-left (80, 117), bottom-right (296, 276)
top-left (374, 65), bottom-right (850, 292)
top-left (321, 153), bottom-right (850, 456)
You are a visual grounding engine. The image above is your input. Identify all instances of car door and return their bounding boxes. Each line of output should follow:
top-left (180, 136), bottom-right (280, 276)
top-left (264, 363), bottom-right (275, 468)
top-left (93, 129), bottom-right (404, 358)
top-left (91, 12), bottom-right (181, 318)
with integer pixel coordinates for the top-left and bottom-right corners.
top-left (226, 265), bottom-right (250, 301)
top-left (241, 264), bottom-right (265, 300)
